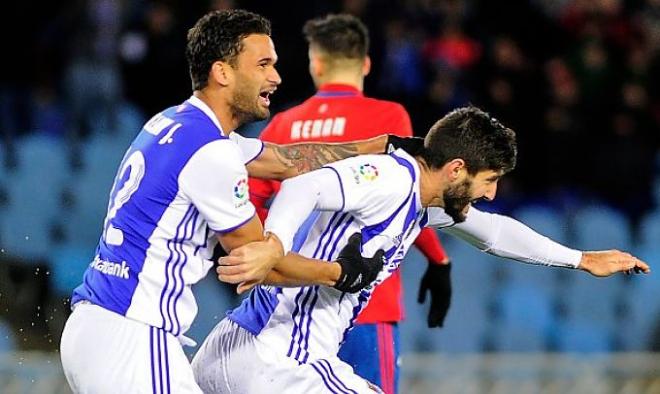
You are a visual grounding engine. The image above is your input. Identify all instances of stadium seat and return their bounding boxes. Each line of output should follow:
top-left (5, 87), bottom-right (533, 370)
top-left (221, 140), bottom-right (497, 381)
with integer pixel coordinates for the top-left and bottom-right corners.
top-left (487, 321), bottom-right (547, 352)
top-left (0, 318), bottom-right (16, 353)
top-left (638, 209), bottom-right (660, 250)
top-left (512, 204), bottom-right (569, 245)
top-left (552, 320), bottom-right (613, 352)
top-left (49, 244), bottom-right (95, 296)
top-left (572, 205), bottom-right (632, 251)
top-left (618, 247), bottom-right (660, 350)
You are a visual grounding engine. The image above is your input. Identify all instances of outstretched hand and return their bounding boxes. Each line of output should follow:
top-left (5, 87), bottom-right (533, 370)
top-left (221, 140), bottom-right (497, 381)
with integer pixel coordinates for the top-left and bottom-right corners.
top-left (578, 250), bottom-right (651, 277)
top-left (216, 234), bottom-right (284, 293)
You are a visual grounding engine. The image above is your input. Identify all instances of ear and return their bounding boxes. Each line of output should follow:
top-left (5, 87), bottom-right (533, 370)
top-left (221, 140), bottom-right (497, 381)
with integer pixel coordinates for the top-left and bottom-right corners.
top-left (210, 61), bottom-right (232, 87)
top-left (445, 159), bottom-right (466, 181)
top-left (362, 56), bottom-right (371, 77)
top-left (309, 51), bottom-right (324, 78)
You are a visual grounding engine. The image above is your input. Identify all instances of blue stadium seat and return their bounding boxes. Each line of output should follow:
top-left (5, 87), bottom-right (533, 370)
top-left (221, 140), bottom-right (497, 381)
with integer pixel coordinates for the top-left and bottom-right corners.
top-left (401, 239), bottom-right (494, 353)
top-left (0, 135), bottom-right (69, 261)
top-left (0, 318), bottom-right (15, 353)
top-left (512, 204), bottom-right (569, 245)
top-left (618, 248), bottom-right (660, 350)
top-left (488, 321), bottom-right (547, 352)
top-left (572, 205), bottom-right (632, 251)
top-left (49, 244), bottom-right (95, 296)
top-left (638, 209), bottom-right (660, 250)
top-left (552, 320), bottom-right (613, 352)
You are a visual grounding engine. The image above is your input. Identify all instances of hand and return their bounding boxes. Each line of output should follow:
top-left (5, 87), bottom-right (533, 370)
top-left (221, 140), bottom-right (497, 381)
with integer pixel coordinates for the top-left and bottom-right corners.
top-left (216, 233), bottom-right (284, 293)
top-left (417, 262), bottom-right (452, 328)
top-left (334, 233), bottom-right (384, 293)
top-left (578, 250), bottom-right (651, 277)
top-left (385, 135), bottom-right (425, 156)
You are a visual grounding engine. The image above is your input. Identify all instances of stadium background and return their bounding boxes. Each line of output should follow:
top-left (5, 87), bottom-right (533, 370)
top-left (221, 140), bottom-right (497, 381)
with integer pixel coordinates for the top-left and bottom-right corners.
top-left (0, 0), bottom-right (659, 392)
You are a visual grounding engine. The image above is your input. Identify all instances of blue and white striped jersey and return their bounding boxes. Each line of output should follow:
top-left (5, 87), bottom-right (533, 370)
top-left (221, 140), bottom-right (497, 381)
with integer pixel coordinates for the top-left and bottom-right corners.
top-left (72, 96), bottom-right (261, 336)
top-left (228, 149), bottom-right (450, 363)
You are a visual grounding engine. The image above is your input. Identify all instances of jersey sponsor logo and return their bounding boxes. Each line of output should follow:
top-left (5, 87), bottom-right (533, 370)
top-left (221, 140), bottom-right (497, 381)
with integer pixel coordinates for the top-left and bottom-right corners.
top-left (90, 256), bottom-right (130, 279)
top-left (290, 117), bottom-right (346, 140)
top-left (358, 164), bottom-right (379, 181)
top-left (233, 177), bottom-right (249, 208)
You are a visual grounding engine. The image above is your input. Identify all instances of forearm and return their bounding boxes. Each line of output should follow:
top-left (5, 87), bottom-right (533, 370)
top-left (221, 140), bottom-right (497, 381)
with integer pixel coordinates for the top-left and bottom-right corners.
top-left (444, 207), bottom-right (582, 268)
top-left (256, 135), bottom-right (387, 180)
top-left (262, 253), bottom-right (341, 287)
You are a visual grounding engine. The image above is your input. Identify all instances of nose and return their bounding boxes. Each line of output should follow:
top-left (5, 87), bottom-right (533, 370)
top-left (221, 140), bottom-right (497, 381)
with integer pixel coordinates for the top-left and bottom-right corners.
top-left (484, 182), bottom-right (498, 201)
top-left (269, 67), bottom-right (282, 86)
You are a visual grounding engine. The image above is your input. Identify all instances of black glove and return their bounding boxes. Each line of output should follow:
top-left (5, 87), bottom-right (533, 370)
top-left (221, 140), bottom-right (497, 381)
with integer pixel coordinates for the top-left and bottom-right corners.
top-left (385, 135), bottom-right (425, 156)
top-left (334, 233), bottom-right (384, 293)
top-left (417, 262), bottom-right (452, 328)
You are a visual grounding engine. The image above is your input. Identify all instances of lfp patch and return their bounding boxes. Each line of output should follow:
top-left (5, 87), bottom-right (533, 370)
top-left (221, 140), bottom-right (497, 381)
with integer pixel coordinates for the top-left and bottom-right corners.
top-left (359, 164), bottom-right (379, 181)
top-left (233, 177), bottom-right (248, 207)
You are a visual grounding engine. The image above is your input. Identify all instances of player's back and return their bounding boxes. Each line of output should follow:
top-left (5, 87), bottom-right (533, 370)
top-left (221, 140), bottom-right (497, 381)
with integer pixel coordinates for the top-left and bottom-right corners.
top-left (263, 83), bottom-right (412, 144)
top-left (72, 97), bottom-right (248, 336)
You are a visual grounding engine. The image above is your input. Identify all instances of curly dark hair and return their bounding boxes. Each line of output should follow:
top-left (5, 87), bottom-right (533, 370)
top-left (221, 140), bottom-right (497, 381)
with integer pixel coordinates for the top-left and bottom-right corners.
top-left (302, 14), bottom-right (369, 59)
top-left (186, 10), bottom-right (271, 91)
top-left (422, 106), bottom-right (517, 175)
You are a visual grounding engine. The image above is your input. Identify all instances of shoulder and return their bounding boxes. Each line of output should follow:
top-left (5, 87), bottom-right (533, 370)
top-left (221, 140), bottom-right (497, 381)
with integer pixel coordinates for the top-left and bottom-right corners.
top-left (326, 154), bottom-right (412, 190)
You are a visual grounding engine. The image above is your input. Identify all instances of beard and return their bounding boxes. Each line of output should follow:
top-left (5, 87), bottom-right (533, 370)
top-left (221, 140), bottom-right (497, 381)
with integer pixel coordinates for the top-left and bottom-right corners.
top-left (229, 78), bottom-right (270, 127)
top-left (443, 179), bottom-right (472, 223)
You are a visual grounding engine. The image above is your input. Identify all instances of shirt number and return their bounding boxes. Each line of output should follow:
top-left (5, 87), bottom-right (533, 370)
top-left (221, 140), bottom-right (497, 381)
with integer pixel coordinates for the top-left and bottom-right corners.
top-left (103, 150), bottom-right (146, 246)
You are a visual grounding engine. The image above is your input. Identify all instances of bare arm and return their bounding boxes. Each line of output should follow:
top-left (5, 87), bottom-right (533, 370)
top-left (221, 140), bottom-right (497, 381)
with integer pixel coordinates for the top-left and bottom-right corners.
top-left (263, 253), bottom-right (341, 287)
top-left (246, 136), bottom-right (387, 180)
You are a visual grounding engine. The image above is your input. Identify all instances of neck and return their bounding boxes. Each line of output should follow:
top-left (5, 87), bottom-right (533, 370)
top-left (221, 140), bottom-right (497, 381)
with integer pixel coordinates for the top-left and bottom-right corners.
top-left (193, 89), bottom-right (238, 133)
top-left (316, 73), bottom-right (364, 91)
top-left (417, 158), bottom-right (445, 208)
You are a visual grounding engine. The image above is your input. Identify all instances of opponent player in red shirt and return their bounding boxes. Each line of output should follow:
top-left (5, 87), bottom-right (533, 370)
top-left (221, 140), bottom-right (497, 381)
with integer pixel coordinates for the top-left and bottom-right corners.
top-left (248, 14), bottom-right (451, 394)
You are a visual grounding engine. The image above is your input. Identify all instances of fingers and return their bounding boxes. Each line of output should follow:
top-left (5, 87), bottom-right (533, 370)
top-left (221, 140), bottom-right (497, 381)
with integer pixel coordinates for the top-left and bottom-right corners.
top-left (346, 232), bottom-right (362, 247)
top-left (237, 280), bottom-right (259, 294)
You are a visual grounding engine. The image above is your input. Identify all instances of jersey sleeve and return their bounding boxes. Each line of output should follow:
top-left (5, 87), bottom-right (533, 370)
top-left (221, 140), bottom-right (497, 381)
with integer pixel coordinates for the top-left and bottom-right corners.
top-left (228, 132), bottom-right (265, 165)
top-left (178, 140), bottom-right (255, 233)
top-left (438, 206), bottom-right (582, 268)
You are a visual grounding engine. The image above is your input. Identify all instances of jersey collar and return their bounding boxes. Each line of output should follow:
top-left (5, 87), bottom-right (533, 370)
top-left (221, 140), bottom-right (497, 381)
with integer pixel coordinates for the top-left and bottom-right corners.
top-left (315, 83), bottom-right (363, 98)
top-left (187, 95), bottom-right (225, 135)
top-left (390, 149), bottom-right (423, 211)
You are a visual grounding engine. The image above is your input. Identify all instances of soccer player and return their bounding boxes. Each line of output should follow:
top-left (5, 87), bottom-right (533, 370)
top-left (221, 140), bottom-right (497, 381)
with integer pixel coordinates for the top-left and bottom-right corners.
top-left (192, 106), bottom-right (650, 393)
top-left (248, 15), bottom-right (451, 392)
top-left (59, 10), bottom-right (403, 393)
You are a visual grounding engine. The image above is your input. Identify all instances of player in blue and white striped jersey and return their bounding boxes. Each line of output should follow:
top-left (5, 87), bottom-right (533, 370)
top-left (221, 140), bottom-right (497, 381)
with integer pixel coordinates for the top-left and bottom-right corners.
top-left (192, 106), bottom-right (650, 394)
top-left (59, 10), bottom-right (397, 394)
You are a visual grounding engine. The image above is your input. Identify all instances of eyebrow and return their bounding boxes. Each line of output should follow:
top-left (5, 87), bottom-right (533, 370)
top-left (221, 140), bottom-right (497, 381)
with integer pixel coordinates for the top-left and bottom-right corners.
top-left (258, 56), bottom-right (278, 65)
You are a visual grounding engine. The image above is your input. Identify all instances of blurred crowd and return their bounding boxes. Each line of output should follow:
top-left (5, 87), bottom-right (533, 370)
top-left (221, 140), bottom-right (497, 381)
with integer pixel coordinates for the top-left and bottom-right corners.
top-left (3, 0), bottom-right (660, 221)
top-left (0, 0), bottom-right (659, 355)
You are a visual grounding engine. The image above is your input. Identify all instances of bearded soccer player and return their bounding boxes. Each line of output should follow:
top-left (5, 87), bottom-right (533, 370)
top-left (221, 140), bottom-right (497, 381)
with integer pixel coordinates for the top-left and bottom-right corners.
top-left (248, 14), bottom-right (450, 393)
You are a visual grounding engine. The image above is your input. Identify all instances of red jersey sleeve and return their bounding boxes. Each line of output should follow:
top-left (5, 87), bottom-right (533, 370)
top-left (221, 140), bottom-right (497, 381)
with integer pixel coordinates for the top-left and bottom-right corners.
top-left (248, 114), bottom-right (283, 221)
top-left (413, 227), bottom-right (449, 264)
top-left (389, 104), bottom-right (413, 137)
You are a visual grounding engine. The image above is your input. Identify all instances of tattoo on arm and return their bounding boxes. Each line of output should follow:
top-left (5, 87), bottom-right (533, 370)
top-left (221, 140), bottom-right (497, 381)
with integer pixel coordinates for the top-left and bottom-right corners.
top-left (270, 142), bottom-right (359, 175)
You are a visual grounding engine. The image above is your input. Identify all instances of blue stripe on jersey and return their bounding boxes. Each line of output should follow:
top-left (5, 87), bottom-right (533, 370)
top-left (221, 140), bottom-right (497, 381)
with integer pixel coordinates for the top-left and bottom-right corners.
top-left (171, 210), bottom-right (199, 336)
top-left (291, 213), bottom-right (352, 362)
top-left (319, 359), bottom-right (359, 394)
top-left (389, 152), bottom-right (416, 181)
top-left (311, 363), bottom-right (343, 394)
top-left (71, 102), bottom-right (226, 320)
top-left (292, 211), bottom-right (321, 252)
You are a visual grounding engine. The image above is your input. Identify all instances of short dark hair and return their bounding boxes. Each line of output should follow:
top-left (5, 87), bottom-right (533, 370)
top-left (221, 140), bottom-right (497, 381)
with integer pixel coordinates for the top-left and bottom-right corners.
top-left (422, 106), bottom-right (517, 175)
top-left (186, 10), bottom-right (271, 91)
top-left (302, 14), bottom-right (369, 59)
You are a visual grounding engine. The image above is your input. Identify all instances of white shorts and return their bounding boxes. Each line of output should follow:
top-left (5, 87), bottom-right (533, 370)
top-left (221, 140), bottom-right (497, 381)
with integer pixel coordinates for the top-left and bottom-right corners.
top-left (60, 303), bottom-right (202, 394)
top-left (191, 318), bottom-right (382, 394)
